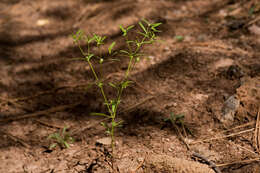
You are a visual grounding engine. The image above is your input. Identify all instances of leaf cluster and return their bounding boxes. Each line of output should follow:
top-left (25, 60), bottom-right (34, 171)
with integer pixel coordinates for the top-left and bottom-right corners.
top-left (48, 126), bottom-right (74, 149)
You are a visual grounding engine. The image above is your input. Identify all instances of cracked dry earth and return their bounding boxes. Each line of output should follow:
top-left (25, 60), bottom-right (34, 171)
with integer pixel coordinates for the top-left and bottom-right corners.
top-left (0, 0), bottom-right (260, 172)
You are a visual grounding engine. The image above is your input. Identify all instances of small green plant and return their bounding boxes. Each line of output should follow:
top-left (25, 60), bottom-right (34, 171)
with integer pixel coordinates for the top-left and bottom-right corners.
top-left (164, 112), bottom-right (185, 127)
top-left (48, 126), bottom-right (74, 149)
top-left (164, 112), bottom-right (192, 149)
top-left (72, 19), bottom-right (161, 156)
top-left (164, 112), bottom-right (188, 136)
top-left (175, 35), bottom-right (184, 42)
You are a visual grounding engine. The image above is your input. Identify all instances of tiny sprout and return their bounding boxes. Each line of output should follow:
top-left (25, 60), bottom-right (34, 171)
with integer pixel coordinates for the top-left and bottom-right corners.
top-left (47, 126), bottom-right (74, 149)
top-left (108, 41), bottom-right (116, 54)
top-left (175, 35), bottom-right (184, 42)
top-left (72, 30), bottom-right (84, 42)
top-left (94, 34), bottom-right (106, 46)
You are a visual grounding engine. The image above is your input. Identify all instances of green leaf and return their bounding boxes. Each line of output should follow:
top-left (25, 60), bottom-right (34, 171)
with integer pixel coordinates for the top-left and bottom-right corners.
top-left (249, 6), bottom-right (255, 15)
top-left (64, 141), bottom-right (70, 148)
top-left (49, 143), bottom-right (57, 149)
top-left (138, 21), bottom-right (147, 34)
top-left (126, 25), bottom-right (135, 31)
top-left (72, 34), bottom-right (77, 42)
top-left (151, 23), bottom-right (162, 28)
top-left (120, 50), bottom-right (130, 55)
top-left (119, 25), bottom-right (127, 36)
top-left (101, 122), bottom-right (107, 127)
top-left (108, 82), bottom-right (117, 88)
top-left (48, 133), bottom-right (59, 139)
top-left (101, 36), bottom-right (106, 42)
top-left (90, 112), bottom-right (110, 118)
top-left (108, 41), bottom-right (116, 54)
top-left (117, 121), bottom-right (124, 128)
top-left (119, 25), bottom-right (126, 33)
top-left (137, 31), bottom-right (148, 38)
top-left (93, 34), bottom-right (106, 46)
top-left (99, 58), bottom-right (104, 64)
top-left (111, 101), bottom-right (116, 114)
top-left (175, 35), bottom-right (184, 42)
top-left (151, 27), bottom-right (161, 32)
top-left (121, 80), bottom-right (133, 89)
top-left (75, 30), bottom-right (84, 41)
top-left (62, 126), bottom-right (67, 135)
top-left (142, 19), bottom-right (150, 26)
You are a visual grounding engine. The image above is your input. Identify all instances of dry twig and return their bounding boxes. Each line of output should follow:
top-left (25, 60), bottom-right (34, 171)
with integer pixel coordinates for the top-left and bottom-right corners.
top-left (0, 102), bottom-right (81, 123)
top-left (216, 158), bottom-right (260, 167)
top-left (254, 109), bottom-right (260, 154)
top-left (190, 128), bottom-right (255, 145)
top-left (220, 121), bottom-right (255, 133)
top-left (131, 156), bottom-right (146, 173)
top-left (192, 152), bottom-right (222, 173)
top-left (34, 119), bottom-right (66, 129)
top-left (0, 129), bottom-right (30, 148)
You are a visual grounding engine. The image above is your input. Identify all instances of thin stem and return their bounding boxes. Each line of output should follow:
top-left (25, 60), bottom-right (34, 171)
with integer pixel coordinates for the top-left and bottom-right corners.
top-left (125, 35), bottom-right (132, 55)
top-left (76, 41), bottom-right (112, 115)
top-left (113, 55), bottom-right (134, 116)
top-left (78, 43), bottom-right (86, 56)
top-left (125, 56), bottom-right (134, 79)
top-left (134, 36), bottom-right (147, 54)
top-left (111, 119), bottom-right (115, 153)
top-left (87, 60), bottom-right (112, 115)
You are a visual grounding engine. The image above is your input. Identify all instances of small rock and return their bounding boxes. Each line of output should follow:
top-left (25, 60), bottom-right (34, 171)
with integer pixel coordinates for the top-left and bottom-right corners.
top-left (221, 95), bottom-right (240, 124)
top-left (164, 46), bottom-right (170, 52)
top-left (96, 137), bottom-right (111, 146)
top-left (36, 19), bottom-right (49, 26)
top-left (197, 34), bottom-right (207, 41)
top-left (249, 25), bottom-right (260, 36)
top-left (165, 138), bottom-right (170, 142)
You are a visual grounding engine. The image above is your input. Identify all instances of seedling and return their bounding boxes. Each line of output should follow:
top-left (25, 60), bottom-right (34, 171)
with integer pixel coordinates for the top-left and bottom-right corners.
top-left (164, 112), bottom-right (188, 136)
top-left (48, 126), bottom-right (74, 149)
top-left (165, 112), bottom-right (184, 125)
top-left (72, 19), bottom-right (162, 160)
top-left (175, 35), bottom-right (184, 42)
top-left (164, 112), bottom-right (193, 149)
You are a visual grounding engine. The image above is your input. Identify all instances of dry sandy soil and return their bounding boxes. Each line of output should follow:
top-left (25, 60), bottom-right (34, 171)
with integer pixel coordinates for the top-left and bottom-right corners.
top-left (0, 0), bottom-right (260, 172)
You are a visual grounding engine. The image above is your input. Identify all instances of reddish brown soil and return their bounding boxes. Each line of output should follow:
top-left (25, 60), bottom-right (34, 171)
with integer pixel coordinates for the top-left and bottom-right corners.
top-left (0, 0), bottom-right (260, 172)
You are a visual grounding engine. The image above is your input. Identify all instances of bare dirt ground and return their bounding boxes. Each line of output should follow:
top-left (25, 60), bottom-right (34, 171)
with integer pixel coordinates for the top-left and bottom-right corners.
top-left (0, 0), bottom-right (260, 172)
